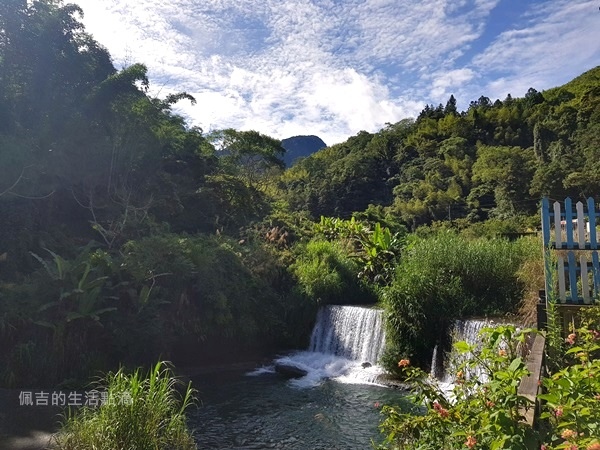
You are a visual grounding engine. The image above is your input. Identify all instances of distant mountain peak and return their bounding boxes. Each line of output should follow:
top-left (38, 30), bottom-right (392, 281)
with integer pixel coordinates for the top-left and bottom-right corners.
top-left (281, 135), bottom-right (327, 167)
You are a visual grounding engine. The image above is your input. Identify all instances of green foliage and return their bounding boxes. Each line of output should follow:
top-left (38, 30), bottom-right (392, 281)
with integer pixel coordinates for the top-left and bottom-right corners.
top-left (313, 216), bottom-right (406, 285)
top-left (291, 239), bottom-right (375, 305)
top-left (30, 247), bottom-right (116, 326)
top-left (54, 361), bottom-right (197, 450)
top-left (471, 145), bottom-right (536, 218)
top-left (280, 129), bottom-right (399, 218)
top-left (382, 233), bottom-right (535, 369)
top-left (1, 246), bottom-right (120, 385)
top-left (379, 326), bottom-right (538, 449)
top-left (539, 323), bottom-right (600, 449)
top-left (544, 300), bottom-right (567, 374)
top-left (578, 304), bottom-right (600, 329)
top-left (122, 234), bottom-right (276, 342)
top-left (280, 68), bottom-right (600, 226)
top-left (209, 128), bottom-right (285, 187)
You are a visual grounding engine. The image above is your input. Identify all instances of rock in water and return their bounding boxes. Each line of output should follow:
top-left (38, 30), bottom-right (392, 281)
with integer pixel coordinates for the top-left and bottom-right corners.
top-left (361, 362), bottom-right (372, 368)
top-left (274, 363), bottom-right (308, 378)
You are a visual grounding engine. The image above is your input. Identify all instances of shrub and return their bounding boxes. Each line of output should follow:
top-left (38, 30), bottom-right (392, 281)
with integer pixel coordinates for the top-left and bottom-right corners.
top-left (378, 326), bottom-right (539, 450)
top-left (54, 361), bottom-right (197, 450)
top-left (539, 321), bottom-right (600, 449)
top-left (382, 232), bottom-right (534, 369)
top-left (291, 239), bottom-right (375, 305)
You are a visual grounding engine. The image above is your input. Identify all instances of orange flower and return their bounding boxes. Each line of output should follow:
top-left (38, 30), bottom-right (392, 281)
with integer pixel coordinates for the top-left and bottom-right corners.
top-left (565, 333), bottom-right (577, 345)
top-left (398, 359), bottom-right (410, 368)
top-left (587, 441), bottom-right (600, 450)
top-left (561, 429), bottom-right (577, 440)
top-left (465, 435), bottom-right (477, 449)
top-left (498, 349), bottom-right (507, 357)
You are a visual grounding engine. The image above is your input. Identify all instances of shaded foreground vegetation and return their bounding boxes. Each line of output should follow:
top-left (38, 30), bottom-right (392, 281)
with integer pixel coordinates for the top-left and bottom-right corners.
top-left (379, 308), bottom-right (600, 450)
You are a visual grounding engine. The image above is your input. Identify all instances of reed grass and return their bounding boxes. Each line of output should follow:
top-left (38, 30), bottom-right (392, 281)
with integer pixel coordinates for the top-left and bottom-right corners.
top-left (382, 232), bottom-right (539, 370)
top-left (53, 361), bottom-right (197, 450)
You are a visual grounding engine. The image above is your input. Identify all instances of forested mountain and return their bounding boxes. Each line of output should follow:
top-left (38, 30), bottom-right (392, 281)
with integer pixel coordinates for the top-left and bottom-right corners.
top-left (280, 68), bottom-right (600, 229)
top-left (1, 0), bottom-right (599, 388)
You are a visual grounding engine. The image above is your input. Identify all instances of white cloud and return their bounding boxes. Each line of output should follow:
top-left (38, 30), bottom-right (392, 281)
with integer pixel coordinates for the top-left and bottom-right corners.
top-left (430, 69), bottom-right (476, 100)
top-left (471, 0), bottom-right (600, 101)
top-left (73, 0), bottom-right (597, 144)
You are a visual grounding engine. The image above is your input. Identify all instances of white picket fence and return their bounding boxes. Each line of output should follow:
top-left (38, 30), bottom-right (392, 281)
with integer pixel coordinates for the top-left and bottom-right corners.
top-left (541, 197), bottom-right (600, 304)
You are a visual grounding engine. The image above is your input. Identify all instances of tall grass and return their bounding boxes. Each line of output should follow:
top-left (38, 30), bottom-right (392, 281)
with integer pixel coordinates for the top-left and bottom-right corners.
top-left (291, 239), bottom-right (376, 305)
top-left (516, 235), bottom-right (545, 325)
top-left (381, 232), bottom-right (540, 371)
top-left (54, 361), bottom-right (197, 450)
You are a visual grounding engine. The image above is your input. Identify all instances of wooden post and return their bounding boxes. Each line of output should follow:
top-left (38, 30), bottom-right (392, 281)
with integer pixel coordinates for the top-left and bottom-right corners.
top-left (537, 290), bottom-right (547, 331)
top-left (518, 334), bottom-right (545, 427)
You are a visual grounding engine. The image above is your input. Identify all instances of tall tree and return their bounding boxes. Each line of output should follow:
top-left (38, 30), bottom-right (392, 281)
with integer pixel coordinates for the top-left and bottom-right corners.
top-left (444, 94), bottom-right (458, 116)
top-left (211, 129), bottom-right (285, 186)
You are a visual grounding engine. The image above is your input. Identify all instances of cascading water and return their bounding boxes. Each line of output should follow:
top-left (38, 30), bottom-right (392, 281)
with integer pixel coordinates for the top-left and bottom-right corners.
top-left (433, 318), bottom-right (497, 383)
top-left (251, 305), bottom-right (387, 387)
top-left (309, 305), bottom-right (386, 363)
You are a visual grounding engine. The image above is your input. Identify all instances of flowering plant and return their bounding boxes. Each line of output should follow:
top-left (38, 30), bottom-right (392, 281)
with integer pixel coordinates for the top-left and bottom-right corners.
top-left (378, 325), bottom-right (538, 449)
top-left (539, 323), bottom-right (600, 450)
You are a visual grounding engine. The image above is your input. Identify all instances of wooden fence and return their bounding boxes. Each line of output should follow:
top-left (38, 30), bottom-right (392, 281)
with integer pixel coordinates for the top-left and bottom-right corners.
top-left (541, 197), bottom-right (600, 304)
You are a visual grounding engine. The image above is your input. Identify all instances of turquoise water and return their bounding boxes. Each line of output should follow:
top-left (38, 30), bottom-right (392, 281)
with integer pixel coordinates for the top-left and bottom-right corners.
top-left (189, 369), bottom-right (410, 450)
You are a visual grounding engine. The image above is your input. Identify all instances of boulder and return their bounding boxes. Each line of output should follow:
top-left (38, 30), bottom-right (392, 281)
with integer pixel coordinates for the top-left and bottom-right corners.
top-left (274, 363), bottom-right (308, 378)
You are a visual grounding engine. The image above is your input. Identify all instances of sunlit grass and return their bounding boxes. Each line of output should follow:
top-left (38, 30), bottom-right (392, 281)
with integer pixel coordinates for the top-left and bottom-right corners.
top-left (53, 361), bottom-right (197, 450)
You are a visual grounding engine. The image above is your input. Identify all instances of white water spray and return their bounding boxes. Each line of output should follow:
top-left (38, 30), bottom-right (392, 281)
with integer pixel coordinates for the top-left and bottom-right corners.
top-left (435, 318), bottom-right (496, 383)
top-left (309, 305), bottom-right (386, 363)
top-left (252, 305), bottom-right (387, 387)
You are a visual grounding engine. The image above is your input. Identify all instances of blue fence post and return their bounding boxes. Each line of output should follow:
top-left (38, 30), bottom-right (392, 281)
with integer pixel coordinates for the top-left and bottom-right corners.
top-left (589, 198), bottom-right (600, 299)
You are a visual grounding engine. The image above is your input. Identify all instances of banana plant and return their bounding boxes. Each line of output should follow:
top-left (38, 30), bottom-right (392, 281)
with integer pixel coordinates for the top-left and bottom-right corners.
top-left (30, 248), bottom-right (116, 330)
top-left (313, 215), bottom-right (405, 285)
top-left (357, 223), bottom-right (405, 285)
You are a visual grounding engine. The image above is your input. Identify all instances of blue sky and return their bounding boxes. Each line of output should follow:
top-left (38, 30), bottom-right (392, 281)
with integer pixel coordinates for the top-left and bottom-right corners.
top-left (73, 0), bottom-right (599, 145)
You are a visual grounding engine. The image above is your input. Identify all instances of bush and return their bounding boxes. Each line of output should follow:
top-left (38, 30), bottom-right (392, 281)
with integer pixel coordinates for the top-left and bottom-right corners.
top-left (291, 239), bottom-right (375, 305)
top-left (382, 232), bottom-right (535, 370)
top-left (54, 361), bottom-right (197, 450)
top-left (539, 320), bottom-right (600, 449)
top-left (121, 232), bottom-right (323, 354)
top-left (379, 326), bottom-right (539, 449)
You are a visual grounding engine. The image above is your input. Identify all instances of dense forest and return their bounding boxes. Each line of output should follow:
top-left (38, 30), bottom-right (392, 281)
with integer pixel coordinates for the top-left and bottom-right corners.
top-left (1, 0), bottom-right (599, 388)
top-left (281, 69), bottom-right (600, 228)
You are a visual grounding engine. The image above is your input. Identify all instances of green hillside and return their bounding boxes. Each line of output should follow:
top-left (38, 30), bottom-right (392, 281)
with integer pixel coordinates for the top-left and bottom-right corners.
top-left (1, 0), bottom-right (599, 388)
top-left (280, 66), bottom-right (600, 229)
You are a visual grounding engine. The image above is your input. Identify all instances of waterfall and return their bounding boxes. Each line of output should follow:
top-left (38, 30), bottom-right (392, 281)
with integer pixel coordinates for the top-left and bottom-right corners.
top-left (434, 318), bottom-right (496, 383)
top-left (259, 305), bottom-right (387, 387)
top-left (309, 305), bottom-right (386, 363)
